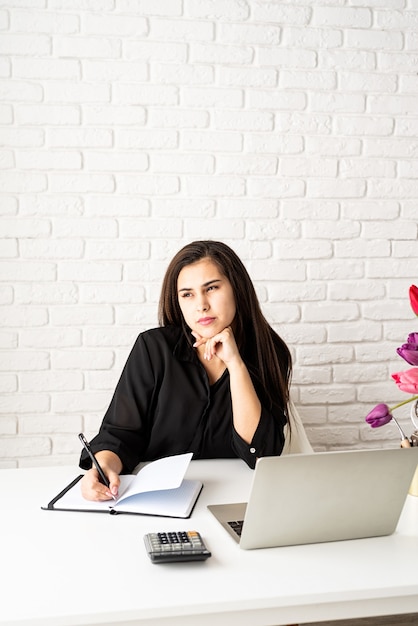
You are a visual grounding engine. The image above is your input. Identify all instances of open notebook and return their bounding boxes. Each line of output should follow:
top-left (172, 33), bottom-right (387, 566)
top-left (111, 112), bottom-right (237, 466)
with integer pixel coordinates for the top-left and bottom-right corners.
top-left (42, 453), bottom-right (202, 518)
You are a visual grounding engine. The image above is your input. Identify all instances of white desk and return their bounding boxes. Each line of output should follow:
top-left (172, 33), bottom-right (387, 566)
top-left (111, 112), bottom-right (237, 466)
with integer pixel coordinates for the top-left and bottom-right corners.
top-left (1, 459), bottom-right (418, 626)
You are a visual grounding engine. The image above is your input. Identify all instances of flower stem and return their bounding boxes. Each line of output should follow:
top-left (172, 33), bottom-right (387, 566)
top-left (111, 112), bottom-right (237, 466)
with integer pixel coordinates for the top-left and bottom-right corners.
top-left (389, 395), bottom-right (418, 412)
top-left (390, 415), bottom-right (409, 442)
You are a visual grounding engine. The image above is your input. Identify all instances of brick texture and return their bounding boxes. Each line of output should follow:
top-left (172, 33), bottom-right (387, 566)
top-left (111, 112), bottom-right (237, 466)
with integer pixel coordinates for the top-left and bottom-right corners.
top-left (1, 2), bottom-right (418, 468)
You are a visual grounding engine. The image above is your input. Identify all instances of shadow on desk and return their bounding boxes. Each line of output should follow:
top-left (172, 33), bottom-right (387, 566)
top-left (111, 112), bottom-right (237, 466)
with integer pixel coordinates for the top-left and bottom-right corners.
top-left (304, 613), bottom-right (418, 626)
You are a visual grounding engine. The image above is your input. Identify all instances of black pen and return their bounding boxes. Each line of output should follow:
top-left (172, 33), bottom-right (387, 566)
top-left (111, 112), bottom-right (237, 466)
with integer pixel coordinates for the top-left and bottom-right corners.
top-left (78, 433), bottom-right (117, 500)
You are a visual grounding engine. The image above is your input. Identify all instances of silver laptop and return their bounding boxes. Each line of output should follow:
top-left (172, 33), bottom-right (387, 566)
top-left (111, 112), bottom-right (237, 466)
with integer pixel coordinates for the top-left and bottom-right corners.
top-left (208, 448), bottom-right (418, 550)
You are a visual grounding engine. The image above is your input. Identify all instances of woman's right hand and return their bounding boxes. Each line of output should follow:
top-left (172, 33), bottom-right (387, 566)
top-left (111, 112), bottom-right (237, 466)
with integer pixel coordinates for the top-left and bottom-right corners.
top-left (80, 451), bottom-right (122, 501)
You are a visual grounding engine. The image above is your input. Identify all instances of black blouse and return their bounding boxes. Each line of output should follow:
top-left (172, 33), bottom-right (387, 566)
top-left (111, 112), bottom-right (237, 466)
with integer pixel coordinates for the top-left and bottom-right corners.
top-left (79, 325), bottom-right (287, 472)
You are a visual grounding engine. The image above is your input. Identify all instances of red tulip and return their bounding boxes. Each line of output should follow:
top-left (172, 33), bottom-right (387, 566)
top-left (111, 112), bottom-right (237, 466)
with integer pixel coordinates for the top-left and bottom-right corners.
top-left (391, 367), bottom-right (418, 394)
top-left (410, 284), bottom-right (418, 316)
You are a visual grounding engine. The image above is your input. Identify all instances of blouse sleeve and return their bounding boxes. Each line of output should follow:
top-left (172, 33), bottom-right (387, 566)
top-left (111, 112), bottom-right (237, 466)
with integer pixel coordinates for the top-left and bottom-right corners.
top-left (231, 404), bottom-right (287, 469)
top-left (79, 334), bottom-right (156, 473)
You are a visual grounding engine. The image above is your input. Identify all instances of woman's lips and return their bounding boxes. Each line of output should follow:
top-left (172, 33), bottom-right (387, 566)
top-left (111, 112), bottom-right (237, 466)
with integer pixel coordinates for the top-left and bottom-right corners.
top-left (198, 317), bottom-right (215, 326)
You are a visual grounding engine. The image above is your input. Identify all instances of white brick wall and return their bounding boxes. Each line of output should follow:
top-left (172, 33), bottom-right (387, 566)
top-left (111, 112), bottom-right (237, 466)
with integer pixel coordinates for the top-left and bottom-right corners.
top-left (1, 1), bottom-right (418, 468)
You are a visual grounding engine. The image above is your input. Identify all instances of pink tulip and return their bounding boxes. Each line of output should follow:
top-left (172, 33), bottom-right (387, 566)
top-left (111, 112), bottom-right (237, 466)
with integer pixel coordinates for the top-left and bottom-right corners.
top-left (391, 367), bottom-right (418, 394)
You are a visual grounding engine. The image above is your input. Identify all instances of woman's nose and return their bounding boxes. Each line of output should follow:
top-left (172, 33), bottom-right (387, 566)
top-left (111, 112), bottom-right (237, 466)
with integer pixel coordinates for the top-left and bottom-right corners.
top-left (197, 296), bottom-right (208, 312)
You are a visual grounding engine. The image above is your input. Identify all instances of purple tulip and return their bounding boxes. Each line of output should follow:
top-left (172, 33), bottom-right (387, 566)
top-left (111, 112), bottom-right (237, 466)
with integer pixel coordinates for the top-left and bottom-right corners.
top-left (396, 332), bottom-right (418, 366)
top-left (365, 403), bottom-right (393, 428)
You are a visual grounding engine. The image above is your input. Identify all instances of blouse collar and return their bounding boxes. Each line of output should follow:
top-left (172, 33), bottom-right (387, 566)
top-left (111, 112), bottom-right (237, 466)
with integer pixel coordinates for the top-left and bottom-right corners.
top-left (173, 327), bottom-right (198, 363)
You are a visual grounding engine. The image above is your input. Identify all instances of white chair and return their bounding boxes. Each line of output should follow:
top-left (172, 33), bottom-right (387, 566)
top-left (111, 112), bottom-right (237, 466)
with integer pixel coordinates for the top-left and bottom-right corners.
top-left (282, 402), bottom-right (313, 626)
top-left (282, 399), bottom-right (313, 455)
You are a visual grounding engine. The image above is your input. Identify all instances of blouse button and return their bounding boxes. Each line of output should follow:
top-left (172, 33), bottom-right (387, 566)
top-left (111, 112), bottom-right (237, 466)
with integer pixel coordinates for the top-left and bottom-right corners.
top-left (250, 447), bottom-right (256, 454)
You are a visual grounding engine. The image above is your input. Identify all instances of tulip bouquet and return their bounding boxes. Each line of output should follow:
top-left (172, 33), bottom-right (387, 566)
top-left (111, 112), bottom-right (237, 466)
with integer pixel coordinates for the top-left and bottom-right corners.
top-left (365, 285), bottom-right (418, 447)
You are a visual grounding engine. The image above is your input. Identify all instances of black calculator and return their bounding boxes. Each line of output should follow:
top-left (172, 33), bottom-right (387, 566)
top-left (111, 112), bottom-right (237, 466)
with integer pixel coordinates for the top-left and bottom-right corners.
top-left (144, 530), bottom-right (211, 563)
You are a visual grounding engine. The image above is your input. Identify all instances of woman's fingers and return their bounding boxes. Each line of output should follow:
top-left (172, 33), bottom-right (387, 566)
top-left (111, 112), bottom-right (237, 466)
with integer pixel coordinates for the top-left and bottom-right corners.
top-left (204, 327), bottom-right (237, 362)
top-left (80, 468), bottom-right (120, 501)
top-left (191, 331), bottom-right (206, 349)
top-left (192, 327), bottom-right (240, 363)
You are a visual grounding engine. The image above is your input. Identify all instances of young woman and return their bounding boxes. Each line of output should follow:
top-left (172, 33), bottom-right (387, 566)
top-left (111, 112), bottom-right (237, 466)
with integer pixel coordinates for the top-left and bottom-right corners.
top-left (80, 240), bottom-right (292, 501)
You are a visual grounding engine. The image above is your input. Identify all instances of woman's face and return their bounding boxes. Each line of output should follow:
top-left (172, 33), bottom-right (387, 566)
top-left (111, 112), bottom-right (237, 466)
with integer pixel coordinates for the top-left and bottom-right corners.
top-left (177, 258), bottom-right (236, 338)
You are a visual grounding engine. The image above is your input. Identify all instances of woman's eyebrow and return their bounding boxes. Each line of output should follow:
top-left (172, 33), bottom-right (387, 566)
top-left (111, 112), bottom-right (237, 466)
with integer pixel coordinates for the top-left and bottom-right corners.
top-left (178, 278), bottom-right (222, 292)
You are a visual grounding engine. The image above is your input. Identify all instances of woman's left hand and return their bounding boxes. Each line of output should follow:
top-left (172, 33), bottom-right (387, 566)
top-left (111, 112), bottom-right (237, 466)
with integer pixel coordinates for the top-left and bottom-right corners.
top-left (192, 326), bottom-right (241, 366)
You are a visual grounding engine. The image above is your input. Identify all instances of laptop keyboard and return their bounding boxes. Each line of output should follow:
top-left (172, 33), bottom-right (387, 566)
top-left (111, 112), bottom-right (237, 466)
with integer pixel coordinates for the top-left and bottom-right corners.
top-left (227, 520), bottom-right (244, 536)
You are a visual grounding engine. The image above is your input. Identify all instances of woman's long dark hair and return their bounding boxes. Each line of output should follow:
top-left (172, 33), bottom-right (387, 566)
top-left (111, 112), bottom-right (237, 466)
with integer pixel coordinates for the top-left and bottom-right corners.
top-left (158, 240), bottom-right (292, 415)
